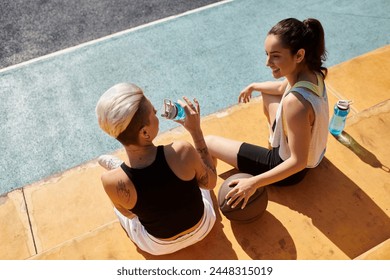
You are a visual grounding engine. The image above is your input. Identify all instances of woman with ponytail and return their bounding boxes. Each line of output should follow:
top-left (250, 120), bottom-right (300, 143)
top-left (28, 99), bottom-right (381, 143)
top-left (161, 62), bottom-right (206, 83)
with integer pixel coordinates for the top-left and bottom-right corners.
top-left (206, 18), bottom-right (329, 209)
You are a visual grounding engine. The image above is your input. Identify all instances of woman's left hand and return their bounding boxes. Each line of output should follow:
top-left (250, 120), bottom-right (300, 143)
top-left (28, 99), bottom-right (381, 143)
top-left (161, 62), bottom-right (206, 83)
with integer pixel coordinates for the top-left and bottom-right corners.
top-left (176, 96), bottom-right (201, 134)
top-left (225, 177), bottom-right (259, 209)
top-left (238, 84), bottom-right (254, 103)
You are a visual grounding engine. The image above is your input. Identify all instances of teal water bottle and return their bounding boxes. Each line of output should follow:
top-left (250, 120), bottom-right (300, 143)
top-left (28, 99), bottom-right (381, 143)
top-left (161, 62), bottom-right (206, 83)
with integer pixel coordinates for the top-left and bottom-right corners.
top-left (329, 100), bottom-right (351, 136)
top-left (161, 99), bottom-right (186, 120)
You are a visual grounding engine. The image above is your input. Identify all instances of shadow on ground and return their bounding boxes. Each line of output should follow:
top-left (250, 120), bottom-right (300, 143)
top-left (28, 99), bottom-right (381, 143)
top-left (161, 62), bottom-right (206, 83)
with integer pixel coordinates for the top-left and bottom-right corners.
top-left (268, 156), bottom-right (390, 259)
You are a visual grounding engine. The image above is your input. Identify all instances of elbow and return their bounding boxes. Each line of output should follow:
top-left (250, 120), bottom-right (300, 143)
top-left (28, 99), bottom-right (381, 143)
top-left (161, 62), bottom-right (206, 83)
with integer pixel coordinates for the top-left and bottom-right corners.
top-left (209, 174), bottom-right (218, 190)
top-left (296, 158), bottom-right (307, 171)
top-left (199, 172), bottom-right (217, 190)
top-left (205, 173), bottom-right (218, 190)
top-left (290, 156), bottom-right (308, 173)
top-left (296, 163), bottom-right (307, 174)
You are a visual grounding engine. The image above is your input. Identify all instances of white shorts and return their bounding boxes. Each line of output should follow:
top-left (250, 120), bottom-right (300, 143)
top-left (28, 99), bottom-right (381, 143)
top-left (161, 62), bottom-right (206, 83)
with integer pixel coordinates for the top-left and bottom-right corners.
top-left (114, 189), bottom-right (216, 255)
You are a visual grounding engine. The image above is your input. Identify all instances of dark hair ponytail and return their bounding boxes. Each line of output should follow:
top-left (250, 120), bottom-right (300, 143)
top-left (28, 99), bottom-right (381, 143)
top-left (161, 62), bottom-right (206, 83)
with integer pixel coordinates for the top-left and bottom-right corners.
top-left (268, 18), bottom-right (328, 78)
top-left (303, 18), bottom-right (327, 77)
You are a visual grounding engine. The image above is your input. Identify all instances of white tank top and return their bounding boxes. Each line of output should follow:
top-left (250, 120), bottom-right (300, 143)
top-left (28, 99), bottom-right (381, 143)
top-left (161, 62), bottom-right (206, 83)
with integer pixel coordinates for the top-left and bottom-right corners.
top-left (270, 73), bottom-right (329, 168)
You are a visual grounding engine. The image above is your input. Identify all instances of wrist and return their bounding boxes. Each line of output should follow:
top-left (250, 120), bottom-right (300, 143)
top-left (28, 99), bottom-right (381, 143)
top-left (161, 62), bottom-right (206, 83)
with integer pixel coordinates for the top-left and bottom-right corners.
top-left (189, 129), bottom-right (204, 140)
top-left (247, 83), bottom-right (256, 92)
top-left (249, 175), bottom-right (262, 190)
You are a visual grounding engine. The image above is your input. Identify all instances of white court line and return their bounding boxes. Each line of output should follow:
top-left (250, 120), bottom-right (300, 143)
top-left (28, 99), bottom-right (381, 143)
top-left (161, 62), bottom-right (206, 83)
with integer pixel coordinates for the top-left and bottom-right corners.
top-left (326, 83), bottom-right (359, 114)
top-left (0, 0), bottom-right (233, 74)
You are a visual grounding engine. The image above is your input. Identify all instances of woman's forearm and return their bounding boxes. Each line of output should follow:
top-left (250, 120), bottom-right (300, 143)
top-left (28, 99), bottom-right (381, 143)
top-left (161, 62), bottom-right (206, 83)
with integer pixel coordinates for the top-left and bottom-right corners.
top-left (191, 130), bottom-right (217, 190)
top-left (249, 80), bottom-right (287, 96)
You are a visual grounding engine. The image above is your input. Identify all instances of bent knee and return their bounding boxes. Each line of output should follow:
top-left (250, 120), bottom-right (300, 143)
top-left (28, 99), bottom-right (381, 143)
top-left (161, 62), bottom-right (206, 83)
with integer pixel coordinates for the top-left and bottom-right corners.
top-left (204, 135), bottom-right (217, 146)
top-left (204, 135), bottom-right (222, 154)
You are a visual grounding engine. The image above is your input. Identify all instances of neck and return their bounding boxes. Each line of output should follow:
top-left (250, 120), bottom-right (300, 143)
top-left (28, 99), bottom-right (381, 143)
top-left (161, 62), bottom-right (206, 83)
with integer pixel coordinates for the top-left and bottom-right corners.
top-left (286, 66), bottom-right (315, 86)
top-left (124, 144), bottom-right (157, 168)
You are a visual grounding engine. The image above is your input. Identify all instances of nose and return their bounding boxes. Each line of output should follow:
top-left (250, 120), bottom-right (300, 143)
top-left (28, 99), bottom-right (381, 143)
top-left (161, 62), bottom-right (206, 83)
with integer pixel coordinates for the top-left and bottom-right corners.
top-left (265, 55), bottom-right (271, 67)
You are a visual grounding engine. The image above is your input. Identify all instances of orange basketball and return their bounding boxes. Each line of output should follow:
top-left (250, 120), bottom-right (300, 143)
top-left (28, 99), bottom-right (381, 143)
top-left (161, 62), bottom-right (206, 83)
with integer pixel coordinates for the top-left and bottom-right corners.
top-left (218, 173), bottom-right (268, 223)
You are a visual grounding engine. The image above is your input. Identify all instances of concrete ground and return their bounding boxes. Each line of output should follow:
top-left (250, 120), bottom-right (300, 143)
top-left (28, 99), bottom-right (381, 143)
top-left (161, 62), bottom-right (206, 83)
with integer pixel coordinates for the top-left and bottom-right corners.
top-left (2, 0), bottom-right (390, 196)
top-left (0, 0), bottom-right (223, 69)
top-left (1, 0), bottom-right (389, 263)
top-left (1, 44), bottom-right (389, 260)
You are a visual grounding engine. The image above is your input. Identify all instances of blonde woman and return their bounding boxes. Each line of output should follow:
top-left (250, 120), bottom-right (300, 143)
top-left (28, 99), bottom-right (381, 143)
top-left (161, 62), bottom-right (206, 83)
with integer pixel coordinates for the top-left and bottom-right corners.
top-left (96, 83), bottom-right (216, 255)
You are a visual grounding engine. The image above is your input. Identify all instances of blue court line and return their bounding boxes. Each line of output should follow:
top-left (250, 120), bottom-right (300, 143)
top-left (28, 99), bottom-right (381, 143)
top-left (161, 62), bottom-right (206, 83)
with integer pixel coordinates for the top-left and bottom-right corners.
top-left (1, 0), bottom-right (389, 194)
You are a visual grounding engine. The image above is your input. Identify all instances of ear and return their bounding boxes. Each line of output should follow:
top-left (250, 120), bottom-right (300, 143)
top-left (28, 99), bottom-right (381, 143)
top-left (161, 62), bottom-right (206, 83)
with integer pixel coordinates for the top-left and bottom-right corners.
top-left (296, 48), bottom-right (305, 63)
top-left (140, 127), bottom-right (150, 140)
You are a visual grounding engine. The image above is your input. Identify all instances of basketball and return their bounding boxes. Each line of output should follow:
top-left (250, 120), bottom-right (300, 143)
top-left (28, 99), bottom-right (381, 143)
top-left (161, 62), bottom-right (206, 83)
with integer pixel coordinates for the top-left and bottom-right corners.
top-left (218, 173), bottom-right (268, 223)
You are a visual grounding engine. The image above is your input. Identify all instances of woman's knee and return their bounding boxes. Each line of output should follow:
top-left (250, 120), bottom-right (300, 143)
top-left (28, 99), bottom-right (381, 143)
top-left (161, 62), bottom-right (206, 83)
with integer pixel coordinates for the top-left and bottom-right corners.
top-left (204, 135), bottom-right (219, 167)
top-left (204, 135), bottom-right (241, 168)
top-left (205, 135), bottom-right (231, 155)
top-left (261, 93), bottom-right (282, 124)
top-left (204, 135), bottom-right (218, 151)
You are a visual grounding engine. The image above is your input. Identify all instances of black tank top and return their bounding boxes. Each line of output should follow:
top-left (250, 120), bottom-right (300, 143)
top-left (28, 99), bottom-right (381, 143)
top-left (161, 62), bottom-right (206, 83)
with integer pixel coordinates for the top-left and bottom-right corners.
top-left (120, 145), bottom-right (204, 238)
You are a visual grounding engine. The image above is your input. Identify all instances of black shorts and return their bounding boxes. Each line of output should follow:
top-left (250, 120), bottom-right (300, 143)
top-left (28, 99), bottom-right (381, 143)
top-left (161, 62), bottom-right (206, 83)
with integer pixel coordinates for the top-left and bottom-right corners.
top-left (237, 142), bottom-right (308, 186)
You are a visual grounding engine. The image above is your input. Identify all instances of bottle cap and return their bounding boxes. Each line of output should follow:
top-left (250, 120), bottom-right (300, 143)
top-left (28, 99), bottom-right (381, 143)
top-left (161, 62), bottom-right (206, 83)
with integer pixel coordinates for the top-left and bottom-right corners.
top-left (161, 99), bottom-right (178, 119)
top-left (337, 100), bottom-right (352, 110)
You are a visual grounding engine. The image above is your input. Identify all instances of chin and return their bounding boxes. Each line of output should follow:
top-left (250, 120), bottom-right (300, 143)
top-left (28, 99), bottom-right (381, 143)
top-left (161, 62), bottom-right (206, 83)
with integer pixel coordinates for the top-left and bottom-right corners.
top-left (272, 73), bottom-right (282, 79)
top-left (270, 68), bottom-right (282, 78)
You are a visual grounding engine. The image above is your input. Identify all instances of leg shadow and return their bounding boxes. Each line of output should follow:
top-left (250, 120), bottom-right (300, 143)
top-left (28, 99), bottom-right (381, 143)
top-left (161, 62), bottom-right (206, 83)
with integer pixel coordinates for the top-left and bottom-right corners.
top-left (268, 157), bottom-right (390, 259)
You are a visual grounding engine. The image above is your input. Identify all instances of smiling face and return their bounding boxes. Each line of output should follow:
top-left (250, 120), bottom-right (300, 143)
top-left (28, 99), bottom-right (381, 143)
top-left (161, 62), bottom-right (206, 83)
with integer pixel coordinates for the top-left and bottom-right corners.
top-left (264, 34), bottom-right (300, 79)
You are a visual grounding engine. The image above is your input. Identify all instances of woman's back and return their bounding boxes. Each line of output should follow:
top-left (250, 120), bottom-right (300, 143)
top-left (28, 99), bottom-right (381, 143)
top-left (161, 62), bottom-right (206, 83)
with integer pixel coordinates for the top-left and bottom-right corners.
top-left (120, 145), bottom-right (204, 239)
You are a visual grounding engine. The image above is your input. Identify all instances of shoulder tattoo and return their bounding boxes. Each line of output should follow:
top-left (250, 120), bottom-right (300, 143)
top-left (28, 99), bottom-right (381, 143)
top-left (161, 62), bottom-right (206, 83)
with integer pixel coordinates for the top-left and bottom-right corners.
top-left (116, 180), bottom-right (131, 203)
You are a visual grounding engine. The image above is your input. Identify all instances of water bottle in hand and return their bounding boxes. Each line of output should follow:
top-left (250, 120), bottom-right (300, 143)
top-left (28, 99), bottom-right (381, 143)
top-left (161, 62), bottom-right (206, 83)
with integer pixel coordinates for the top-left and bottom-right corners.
top-left (161, 99), bottom-right (186, 121)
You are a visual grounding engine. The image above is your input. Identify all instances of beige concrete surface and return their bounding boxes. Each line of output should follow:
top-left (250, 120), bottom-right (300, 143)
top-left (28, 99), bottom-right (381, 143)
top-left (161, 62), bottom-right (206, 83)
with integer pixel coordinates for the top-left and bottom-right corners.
top-left (1, 45), bottom-right (389, 260)
top-left (326, 45), bottom-right (390, 113)
top-left (355, 238), bottom-right (390, 260)
top-left (0, 190), bottom-right (35, 259)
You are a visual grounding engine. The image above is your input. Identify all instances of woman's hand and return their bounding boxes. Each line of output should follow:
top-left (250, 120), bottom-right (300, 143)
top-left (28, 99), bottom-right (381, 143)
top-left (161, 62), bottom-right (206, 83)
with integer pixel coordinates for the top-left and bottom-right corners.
top-left (238, 84), bottom-right (254, 103)
top-left (176, 96), bottom-right (201, 134)
top-left (225, 177), bottom-right (259, 209)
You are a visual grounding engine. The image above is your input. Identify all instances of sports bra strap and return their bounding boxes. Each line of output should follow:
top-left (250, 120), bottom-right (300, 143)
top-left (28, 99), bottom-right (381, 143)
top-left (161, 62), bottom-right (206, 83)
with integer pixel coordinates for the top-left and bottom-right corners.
top-left (289, 73), bottom-right (324, 97)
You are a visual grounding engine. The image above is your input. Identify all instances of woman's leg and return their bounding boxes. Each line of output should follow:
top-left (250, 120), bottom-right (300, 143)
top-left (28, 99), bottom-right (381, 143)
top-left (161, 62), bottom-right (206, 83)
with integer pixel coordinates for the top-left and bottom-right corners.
top-left (205, 135), bottom-right (243, 169)
top-left (205, 93), bottom-right (282, 170)
top-left (261, 93), bottom-right (282, 129)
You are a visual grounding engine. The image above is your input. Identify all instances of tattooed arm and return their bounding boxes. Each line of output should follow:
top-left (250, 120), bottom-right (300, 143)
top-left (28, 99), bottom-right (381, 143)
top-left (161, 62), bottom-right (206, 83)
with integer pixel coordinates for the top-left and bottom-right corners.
top-left (101, 172), bottom-right (136, 219)
top-left (175, 97), bottom-right (217, 190)
top-left (189, 133), bottom-right (216, 190)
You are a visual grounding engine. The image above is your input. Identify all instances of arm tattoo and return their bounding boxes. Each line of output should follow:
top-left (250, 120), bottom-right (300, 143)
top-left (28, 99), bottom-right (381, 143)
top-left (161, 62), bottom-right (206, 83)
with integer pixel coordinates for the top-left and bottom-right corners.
top-left (196, 145), bottom-right (217, 189)
top-left (116, 180), bottom-right (131, 203)
top-left (197, 146), bottom-right (217, 173)
top-left (196, 146), bottom-right (209, 157)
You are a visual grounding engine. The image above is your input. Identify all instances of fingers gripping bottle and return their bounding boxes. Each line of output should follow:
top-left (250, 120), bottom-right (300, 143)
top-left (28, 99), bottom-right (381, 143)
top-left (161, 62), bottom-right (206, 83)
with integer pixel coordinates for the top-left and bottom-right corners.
top-left (161, 99), bottom-right (186, 121)
top-left (329, 100), bottom-right (351, 136)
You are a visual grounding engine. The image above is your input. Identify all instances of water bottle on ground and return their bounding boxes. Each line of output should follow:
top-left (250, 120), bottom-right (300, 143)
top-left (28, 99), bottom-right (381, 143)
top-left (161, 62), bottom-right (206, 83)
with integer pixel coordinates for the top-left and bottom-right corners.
top-left (329, 100), bottom-right (351, 136)
top-left (161, 99), bottom-right (186, 120)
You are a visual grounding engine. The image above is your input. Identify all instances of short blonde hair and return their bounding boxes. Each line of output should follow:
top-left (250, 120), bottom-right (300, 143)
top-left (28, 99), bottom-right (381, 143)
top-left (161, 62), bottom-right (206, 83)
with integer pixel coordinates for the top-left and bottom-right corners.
top-left (96, 83), bottom-right (144, 139)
